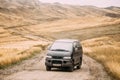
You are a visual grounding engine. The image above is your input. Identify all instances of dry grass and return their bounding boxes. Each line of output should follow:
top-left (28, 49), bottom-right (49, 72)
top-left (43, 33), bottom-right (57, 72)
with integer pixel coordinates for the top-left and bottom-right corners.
top-left (92, 46), bottom-right (120, 79)
top-left (82, 34), bottom-right (120, 80)
top-left (0, 13), bottom-right (33, 27)
top-left (0, 46), bottom-right (42, 69)
top-left (0, 27), bottom-right (27, 45)
top-left (28, 17), bottom-right (120, 34)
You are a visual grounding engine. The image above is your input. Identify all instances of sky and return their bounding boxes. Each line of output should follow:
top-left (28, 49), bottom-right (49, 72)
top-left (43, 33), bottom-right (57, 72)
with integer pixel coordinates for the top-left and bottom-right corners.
top-left (39, 0), bottom-right (120, 7)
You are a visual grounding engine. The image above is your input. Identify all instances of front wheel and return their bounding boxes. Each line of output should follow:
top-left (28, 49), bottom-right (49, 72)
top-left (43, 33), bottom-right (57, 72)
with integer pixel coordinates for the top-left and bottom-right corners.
top-left (69, 65), bottom-right (74, 72)
top-left (46, 66), bottom-right (51, 71)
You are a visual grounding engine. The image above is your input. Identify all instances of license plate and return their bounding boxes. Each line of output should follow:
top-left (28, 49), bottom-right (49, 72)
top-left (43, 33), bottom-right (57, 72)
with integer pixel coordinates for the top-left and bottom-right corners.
top-left (53, 64), bottom-right (61, 66)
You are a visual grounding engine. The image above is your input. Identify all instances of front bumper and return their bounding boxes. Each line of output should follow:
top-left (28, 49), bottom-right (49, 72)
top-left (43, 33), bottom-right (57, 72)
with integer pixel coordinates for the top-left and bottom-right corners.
top-left (45, 58), bottom-right (73, 68)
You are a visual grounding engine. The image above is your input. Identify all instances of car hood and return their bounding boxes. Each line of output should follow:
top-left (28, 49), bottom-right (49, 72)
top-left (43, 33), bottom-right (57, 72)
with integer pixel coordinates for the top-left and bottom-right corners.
top-left (47, 50), bottom-right (72, 57)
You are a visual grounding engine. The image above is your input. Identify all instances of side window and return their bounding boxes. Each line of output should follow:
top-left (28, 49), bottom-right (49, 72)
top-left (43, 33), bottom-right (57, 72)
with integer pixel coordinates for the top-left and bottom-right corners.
top-left (73, 42), bottom-right (77, 48)
top-left (76, 42), bottom-right (82, 50)
top-left (73, 42), bottom-right (80, 48)
top-left (76, 42), bottom-right (80, 47)
top-left (73, 41), bottom-right (82, 51)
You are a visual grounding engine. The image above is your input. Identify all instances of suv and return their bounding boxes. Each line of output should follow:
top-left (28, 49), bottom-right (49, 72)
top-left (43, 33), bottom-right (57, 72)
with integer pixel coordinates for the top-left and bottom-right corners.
top-left (45, 39), bottom-right (83, 72)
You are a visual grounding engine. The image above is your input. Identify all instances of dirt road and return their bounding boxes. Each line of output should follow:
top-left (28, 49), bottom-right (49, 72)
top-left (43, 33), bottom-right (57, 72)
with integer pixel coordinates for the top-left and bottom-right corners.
top-left (0, 52), bottom-right (111, 80)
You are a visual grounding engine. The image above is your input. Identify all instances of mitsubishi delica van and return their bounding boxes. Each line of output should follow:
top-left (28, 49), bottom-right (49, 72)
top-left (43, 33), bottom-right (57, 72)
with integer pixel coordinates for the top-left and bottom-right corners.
top-left (45, 39), bottom-right (83, 72)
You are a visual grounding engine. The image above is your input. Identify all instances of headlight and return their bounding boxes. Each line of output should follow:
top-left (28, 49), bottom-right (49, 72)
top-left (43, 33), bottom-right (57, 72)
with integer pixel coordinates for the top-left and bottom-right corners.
top-left (46, 55), bottom-right (52, 58)
top-left (63, 57), bottom-right (71, 59)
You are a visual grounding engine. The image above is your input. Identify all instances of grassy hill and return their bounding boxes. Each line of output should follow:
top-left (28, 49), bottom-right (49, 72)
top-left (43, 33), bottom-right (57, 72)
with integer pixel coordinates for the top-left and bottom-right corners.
top-left (0, 0), bottom-right (120, 26)
top-left (0, 0), bottom-right (120, 43)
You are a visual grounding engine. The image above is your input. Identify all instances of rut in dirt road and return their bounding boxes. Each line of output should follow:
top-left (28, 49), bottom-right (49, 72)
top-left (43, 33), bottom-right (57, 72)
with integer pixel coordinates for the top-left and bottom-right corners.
top-left (2, 52), bottom-right (111, 80)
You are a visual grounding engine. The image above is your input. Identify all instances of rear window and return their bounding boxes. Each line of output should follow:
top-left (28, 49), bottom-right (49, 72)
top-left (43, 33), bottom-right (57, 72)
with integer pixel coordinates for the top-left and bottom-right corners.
top-left (50, 42), bottom-right (73, 52)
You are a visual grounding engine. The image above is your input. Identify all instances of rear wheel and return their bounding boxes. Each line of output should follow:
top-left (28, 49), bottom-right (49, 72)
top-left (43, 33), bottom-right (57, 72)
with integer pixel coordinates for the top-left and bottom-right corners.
top-left (77, 57), bottom-right (82, 69)
top-left (77, 64), bottom-right (80, 69)
top-left (46, 66), bottom-right (51, 71)
top-left (80, 57), bottom-right (82, 65)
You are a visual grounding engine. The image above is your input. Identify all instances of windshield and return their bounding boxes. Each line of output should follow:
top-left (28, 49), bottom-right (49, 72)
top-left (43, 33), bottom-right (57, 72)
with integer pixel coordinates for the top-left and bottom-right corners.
top-left (50, 42), bottom-right (73, 52)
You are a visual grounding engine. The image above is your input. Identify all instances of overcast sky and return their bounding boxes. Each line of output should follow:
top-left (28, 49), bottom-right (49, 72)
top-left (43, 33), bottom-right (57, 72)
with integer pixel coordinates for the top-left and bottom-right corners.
top-left (39, 0), bottom-right (120, 7)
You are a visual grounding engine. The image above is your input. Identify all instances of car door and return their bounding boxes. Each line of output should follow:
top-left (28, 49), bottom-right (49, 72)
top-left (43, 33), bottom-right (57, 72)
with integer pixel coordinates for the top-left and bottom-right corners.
top-left (77, 42), bottom-right (83, 58)
top-left (73, 42), bottom-right (80, 65)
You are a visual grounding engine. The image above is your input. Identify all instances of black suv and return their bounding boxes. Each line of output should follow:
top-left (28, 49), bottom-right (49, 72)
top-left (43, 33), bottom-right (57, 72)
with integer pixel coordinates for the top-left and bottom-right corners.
top-left (45, 39), bottom-right (83, 72)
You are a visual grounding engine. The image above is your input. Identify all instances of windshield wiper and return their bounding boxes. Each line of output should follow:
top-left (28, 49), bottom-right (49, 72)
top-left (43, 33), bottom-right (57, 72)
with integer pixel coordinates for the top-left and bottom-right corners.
top-left (51, 49), bottom-right (69, 52)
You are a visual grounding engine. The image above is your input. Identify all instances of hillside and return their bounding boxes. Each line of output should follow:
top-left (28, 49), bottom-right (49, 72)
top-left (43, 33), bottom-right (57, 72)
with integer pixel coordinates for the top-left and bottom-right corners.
top-left (0, 0), bottom-right (120, 26)
top-left (0, 0), bottom-right (120, 44)
top-left (0, 0), bottom-right (120, 60)
top-left (106, 6), bottom-right (120, 13)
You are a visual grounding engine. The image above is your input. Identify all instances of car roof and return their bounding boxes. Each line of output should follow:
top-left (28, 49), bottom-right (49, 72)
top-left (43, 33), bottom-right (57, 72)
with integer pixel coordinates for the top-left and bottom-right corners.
top-left (55, 39), bottom-right (78, 43)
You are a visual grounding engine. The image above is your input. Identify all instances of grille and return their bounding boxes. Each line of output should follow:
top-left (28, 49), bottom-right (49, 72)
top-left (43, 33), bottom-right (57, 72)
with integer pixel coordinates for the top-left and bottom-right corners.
top-left (52, 56), bottom-right (63, 59)
top-left (52, 60), bottom-right (62, 64)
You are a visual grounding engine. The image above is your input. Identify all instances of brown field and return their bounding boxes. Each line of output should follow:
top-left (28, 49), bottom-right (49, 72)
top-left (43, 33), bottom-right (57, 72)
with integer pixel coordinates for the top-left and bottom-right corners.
top-left (82, 34), bottom-right (120, 80)
top-left (0, 38), bottom-right (49, 69)
top-left (0, 45), bottom-right (46, 69)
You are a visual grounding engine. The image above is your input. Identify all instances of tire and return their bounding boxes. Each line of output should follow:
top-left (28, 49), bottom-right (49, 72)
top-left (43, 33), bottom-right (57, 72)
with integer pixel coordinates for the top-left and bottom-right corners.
top-left (80, 57), bottom-right (82, 65)
top-left (77, 58), bottom-right (82, 69)
top-left (46, 66), bottom-right (51, 71)
top-left (69, 65), bottom-right (74, 72)
top-left (77, 64), bottom-right (80, 69)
